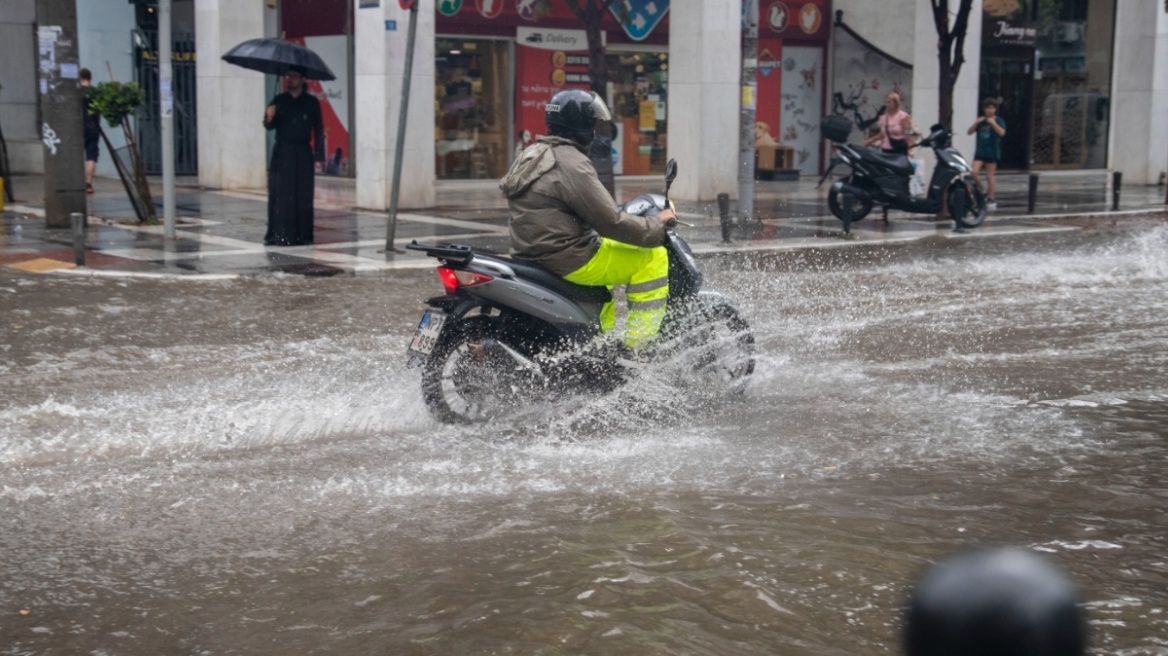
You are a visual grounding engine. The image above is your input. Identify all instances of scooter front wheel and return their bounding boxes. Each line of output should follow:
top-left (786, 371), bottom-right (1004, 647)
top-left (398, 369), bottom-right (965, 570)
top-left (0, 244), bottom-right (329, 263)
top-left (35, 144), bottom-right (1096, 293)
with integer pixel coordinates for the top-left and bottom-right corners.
top-left (948, 179), bottom-right (987, 229)
top-left (828, 187), bottom-right (874, 222)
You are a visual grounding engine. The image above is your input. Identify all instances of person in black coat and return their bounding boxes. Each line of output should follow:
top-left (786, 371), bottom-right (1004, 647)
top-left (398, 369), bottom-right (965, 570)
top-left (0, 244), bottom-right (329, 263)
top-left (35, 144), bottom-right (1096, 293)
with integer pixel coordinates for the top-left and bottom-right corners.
top-left (263, 67), bottom-right (324, 246)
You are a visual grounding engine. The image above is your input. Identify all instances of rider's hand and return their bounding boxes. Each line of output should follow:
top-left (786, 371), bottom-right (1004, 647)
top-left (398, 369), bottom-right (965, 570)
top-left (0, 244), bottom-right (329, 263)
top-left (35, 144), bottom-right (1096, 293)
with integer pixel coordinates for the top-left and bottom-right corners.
top-left (657, 208), bottom-right (677, 225)
top-left (265, 105), bottom-right (276, 123)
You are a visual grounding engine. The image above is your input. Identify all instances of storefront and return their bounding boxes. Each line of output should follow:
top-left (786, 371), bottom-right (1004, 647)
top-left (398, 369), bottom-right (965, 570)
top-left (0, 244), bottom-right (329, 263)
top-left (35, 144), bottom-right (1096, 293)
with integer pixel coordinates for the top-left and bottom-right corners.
top-left (434, 0), bottom-right (669, 180)
top-left (980, 0), bottom-right (1116, 170)
top-left (755, 0), bottom-right (831, 176)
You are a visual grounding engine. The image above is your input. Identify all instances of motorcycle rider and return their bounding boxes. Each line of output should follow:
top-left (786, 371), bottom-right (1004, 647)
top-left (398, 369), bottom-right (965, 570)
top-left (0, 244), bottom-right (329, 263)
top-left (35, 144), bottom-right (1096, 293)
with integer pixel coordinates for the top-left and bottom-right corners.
top-left (501, 89), bottom-right (676, 353)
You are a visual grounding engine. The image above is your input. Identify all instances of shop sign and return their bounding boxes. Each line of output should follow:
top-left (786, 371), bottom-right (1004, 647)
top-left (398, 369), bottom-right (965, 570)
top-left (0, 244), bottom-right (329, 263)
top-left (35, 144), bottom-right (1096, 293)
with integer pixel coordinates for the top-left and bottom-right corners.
top-left (983, 18), bottom-right (1038, 47)
top-left (766, 2), bottom-right (789, 33)
top-left (475, 0), bottom-right (503, 19)
top-left (516, 0), bottom-right (545, 21)
top-left (609, 0), bottom-right (669, 42)
top-left (797, 3), bottom-right (822, 35)
top-left (758, 48), bottom-right (778, 77)
top-left (761, 0), bottom-right (828, 40)
top-left (517, 27), bottom-right (592, 52)
top-left (436, 0), bottom-right (461, 16)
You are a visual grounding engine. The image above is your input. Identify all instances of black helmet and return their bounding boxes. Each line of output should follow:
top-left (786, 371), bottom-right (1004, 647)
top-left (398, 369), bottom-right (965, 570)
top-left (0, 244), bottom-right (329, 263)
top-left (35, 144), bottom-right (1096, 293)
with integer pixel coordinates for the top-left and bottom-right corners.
top-left (905, 548), bottom-right (1086, 656)
top-left (545, 89), bottom-right (612, 148)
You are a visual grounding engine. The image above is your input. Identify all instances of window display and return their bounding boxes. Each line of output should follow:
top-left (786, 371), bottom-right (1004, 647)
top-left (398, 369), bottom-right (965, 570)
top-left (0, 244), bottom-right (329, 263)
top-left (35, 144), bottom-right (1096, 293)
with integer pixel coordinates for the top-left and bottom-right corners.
top-left (435, 39), bottom-right (511, 180)
top-left (606, 51), bottom-right (668, 175)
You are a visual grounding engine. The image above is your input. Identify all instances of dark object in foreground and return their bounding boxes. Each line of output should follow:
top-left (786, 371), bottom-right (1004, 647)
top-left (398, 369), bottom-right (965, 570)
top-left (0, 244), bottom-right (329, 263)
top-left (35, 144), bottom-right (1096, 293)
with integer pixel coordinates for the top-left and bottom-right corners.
top-left (222, 38), bottom-right (336, 81)
top-left (905, 548), bottom-right (1086, 656)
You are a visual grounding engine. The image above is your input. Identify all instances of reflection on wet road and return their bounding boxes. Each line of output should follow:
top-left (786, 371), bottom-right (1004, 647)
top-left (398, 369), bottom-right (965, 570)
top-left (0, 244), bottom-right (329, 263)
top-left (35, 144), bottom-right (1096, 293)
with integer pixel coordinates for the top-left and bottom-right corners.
top-left (2, 220), bottom-right (1166, 654)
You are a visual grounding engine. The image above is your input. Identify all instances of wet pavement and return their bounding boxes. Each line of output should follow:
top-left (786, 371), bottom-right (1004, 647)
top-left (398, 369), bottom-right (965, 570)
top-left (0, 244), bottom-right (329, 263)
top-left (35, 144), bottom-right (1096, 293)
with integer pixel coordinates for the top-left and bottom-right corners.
top-left (2, 219), bottom-right (1167, 654)
top-left (3, 170), bottom-right (1165, 279)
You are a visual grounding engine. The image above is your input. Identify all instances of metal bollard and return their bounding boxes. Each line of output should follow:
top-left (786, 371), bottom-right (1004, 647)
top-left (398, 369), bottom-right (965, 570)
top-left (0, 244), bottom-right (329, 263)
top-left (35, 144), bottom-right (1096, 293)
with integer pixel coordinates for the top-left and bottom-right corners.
top-left (1027, 173), bottom-right (1039, 214)
top-left (841, 192), bottom-right (853, 234)
top-left (717, 193), bottom-right (732, 243)
top-left (70, 212), bottom-right (86, 267)
top-left (1111, 171), bottom-right (1122, 211)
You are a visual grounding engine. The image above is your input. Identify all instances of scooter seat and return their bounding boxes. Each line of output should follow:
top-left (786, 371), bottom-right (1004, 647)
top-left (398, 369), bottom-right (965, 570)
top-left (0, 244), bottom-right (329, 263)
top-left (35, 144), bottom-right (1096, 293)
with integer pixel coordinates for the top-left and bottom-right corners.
top-left (490, 257), bottom-right (613, 304)
top-left (856, 148), bottom-right (915, 176)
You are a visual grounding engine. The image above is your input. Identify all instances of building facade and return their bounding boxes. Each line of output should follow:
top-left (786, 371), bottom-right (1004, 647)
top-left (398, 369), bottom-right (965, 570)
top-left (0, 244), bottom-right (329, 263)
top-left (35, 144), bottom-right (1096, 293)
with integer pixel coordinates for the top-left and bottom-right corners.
top-left (3, 0), bottom-right (1165, 207)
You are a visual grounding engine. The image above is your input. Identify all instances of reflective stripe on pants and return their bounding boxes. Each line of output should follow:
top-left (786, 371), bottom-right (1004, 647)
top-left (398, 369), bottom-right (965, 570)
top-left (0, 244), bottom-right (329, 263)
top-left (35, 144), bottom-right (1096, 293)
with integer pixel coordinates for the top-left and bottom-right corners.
top-left (563, 237), bottom-right (669, 349)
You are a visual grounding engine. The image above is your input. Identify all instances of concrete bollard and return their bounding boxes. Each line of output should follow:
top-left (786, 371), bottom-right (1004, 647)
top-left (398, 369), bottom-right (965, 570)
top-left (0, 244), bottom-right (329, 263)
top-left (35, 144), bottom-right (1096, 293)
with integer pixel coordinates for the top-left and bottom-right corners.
top-left (717, 193), bottom-right (732, 243)
top-left (1027, 173), bottom-right (1039, 214)
top-left (70, 212), bottom-right (86, 267)
top-left (1112, 171), bottom-right (1122, 211)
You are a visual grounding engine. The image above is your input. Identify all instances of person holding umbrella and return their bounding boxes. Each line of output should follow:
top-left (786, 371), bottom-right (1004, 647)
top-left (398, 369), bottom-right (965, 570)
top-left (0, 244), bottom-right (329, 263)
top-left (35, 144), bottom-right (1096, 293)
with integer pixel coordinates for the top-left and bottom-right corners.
top-left (263, 67), bottom-right (324, 246)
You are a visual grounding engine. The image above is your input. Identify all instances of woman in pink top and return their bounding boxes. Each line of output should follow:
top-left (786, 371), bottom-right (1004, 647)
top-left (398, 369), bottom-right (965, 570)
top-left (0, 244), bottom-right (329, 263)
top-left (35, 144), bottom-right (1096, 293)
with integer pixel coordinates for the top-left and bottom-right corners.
top-left (864, 92), bottom-right (914, 155)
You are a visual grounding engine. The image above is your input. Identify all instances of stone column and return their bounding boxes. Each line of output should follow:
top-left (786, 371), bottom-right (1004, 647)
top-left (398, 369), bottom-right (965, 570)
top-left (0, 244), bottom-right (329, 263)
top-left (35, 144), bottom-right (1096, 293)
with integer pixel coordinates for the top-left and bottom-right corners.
top-left (195, 0), bottom-right (267, 189)
top-left (1109, 2), bottom-right (1168, 185)
top-left (1, 0), bottom-right (42, 174)
top-left (667, 0), bottom-right (740, 202)
top-left (354, 3), bottom-right (435, 211)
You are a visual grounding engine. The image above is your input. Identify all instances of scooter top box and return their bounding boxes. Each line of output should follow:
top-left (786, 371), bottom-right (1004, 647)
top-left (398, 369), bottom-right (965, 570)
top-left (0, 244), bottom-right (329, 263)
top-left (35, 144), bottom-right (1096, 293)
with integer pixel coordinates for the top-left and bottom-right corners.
top-left (820, 115), bottom-right (852, 143)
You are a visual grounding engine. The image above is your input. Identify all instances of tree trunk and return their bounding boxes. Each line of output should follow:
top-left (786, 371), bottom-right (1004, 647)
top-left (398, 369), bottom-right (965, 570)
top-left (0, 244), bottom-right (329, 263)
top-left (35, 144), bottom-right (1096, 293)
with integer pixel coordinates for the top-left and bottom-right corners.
top-left (931, 0), bottom-right (974, 131)
top-left (937, 49), bottom-right (954, 129)
top-left (121, 119), bottom-right (156, 221)
top-left (583, 3), bottom-right (608, 97)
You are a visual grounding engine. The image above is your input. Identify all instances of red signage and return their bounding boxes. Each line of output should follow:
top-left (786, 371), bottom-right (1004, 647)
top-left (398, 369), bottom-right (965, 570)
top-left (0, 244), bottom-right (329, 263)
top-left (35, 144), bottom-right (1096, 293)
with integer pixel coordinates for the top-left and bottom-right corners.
top-left (763, 0), bottom-right (829, 40)
top-left (476, 0), bottom-right (503, 19)
top-left (399, 0), bottom-right (415, 9)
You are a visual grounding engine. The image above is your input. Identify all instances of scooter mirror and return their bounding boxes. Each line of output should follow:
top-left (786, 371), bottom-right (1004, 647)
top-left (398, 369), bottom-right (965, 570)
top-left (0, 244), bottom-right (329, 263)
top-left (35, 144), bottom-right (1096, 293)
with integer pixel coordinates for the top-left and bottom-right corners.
top-left (665, 159), bottom-right (678, 186)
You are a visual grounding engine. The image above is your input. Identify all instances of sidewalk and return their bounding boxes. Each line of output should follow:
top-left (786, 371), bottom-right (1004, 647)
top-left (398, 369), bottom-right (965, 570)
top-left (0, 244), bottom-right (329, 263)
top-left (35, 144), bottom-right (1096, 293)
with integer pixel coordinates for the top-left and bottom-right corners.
top-left (2, 170), bottom-right (1164, 279)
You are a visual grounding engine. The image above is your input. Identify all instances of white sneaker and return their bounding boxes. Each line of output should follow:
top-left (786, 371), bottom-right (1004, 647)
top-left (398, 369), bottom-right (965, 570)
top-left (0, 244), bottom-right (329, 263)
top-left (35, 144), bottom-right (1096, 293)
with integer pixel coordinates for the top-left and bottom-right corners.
top-left (986, 199), bottom-right (998, 210)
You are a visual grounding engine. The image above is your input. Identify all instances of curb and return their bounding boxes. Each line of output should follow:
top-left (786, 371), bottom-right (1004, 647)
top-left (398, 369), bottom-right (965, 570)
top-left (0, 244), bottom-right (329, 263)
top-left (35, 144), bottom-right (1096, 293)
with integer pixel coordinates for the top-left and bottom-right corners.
top-left (51, 267), bottom-right (241, 281)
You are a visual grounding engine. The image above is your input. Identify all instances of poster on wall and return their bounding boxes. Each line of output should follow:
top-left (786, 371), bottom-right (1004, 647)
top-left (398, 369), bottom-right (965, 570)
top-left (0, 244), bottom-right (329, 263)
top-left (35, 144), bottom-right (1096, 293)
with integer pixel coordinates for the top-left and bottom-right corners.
top-left (829, 25), bottom-right (913, 142)
top-left (779, 45), bottom-right (823, 174)
top-left (514, 27), bottom-right (592, 144)
top-left (292, 36), bottom-right (350, 175)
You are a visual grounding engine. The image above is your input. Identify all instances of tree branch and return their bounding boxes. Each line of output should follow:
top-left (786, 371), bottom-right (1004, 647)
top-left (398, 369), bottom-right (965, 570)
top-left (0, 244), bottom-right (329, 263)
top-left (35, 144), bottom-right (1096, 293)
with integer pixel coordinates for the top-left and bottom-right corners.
top-left (949, 0), bottom-right (973, 80)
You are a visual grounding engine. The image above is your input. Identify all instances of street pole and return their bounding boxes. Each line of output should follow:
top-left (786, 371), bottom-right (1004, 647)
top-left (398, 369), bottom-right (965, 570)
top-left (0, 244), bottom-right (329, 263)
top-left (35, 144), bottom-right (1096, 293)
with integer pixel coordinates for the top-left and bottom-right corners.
top-left (36, 0), bottom-right (86, 229)
top-left (737, 0), bottom-right (758, 227)
top-left (385, 1), bottom-right (418, 254)
top-left (160, 0), bottom-right (176, 239)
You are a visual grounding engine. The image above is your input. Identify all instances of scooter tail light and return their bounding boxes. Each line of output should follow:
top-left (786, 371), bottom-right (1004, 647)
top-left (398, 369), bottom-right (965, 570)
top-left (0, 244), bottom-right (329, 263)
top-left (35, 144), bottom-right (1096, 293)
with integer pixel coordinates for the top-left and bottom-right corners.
top-left (436, 267), bottom-right (493, 294)
top-left (436, 267), bottom-right (460, 294)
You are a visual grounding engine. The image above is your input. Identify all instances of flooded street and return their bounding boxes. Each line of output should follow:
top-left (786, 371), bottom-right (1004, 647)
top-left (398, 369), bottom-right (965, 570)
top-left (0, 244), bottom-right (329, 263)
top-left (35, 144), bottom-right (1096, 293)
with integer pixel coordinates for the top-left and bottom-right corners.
top-left (2, 220), bottom-right (1167, 655)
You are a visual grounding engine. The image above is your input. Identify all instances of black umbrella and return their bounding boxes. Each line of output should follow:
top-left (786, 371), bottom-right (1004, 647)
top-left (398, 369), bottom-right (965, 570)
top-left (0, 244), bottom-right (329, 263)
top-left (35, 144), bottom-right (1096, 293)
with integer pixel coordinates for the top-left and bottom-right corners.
top-left (221, 38), bottom-right (336, 81)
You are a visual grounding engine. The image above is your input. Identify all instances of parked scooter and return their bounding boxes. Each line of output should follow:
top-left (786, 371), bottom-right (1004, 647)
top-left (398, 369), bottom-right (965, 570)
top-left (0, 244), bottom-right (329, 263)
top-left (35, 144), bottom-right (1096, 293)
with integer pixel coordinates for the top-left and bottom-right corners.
top-left (818, 116), bottom-right (986, 230)
top-left (405, 160), bottom-right (755, 424)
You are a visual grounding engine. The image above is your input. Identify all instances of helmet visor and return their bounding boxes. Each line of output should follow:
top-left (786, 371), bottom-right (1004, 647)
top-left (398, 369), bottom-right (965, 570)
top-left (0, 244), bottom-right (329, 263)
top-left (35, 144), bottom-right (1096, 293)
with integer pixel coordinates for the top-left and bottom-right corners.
top-left (588, 92), bottom-right (612, 122)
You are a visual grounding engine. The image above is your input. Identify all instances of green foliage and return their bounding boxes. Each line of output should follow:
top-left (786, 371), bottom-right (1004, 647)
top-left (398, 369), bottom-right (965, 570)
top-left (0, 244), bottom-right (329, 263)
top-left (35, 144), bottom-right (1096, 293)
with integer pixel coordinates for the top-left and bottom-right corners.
top-left (87, 82), bottom-right (146, 128)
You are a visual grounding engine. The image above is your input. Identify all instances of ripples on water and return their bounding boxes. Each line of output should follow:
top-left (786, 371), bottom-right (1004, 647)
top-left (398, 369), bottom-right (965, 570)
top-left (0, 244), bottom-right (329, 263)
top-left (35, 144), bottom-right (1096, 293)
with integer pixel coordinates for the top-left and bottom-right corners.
top-left (1, 220), bottom-right (1166, 654)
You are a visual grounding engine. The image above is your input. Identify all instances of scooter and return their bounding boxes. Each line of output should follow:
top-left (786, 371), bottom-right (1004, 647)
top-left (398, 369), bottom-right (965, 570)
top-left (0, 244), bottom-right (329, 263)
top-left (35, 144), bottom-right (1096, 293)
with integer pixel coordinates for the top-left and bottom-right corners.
top-left (819, 120), bottom-right (986, 230)
top-left (405, 159), bottom-right (755, 424)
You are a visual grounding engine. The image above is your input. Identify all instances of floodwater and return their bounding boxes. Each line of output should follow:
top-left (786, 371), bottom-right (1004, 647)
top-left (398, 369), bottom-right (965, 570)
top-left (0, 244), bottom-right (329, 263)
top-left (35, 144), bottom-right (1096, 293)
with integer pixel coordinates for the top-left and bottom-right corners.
top-left (2, 219), bottom-right (1167, 655)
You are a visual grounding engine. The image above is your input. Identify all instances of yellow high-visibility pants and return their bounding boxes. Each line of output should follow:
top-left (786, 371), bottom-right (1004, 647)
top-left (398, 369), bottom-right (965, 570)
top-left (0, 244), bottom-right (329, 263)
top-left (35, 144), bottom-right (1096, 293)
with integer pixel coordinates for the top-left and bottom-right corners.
top-left (564, 237), bottom-right (669, 349)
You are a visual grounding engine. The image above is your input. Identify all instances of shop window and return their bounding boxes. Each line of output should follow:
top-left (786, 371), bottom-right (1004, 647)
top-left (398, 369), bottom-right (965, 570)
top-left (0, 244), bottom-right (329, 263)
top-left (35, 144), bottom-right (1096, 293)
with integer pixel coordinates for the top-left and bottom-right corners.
top-left (435, 39), bottom-right (510, 180)
top-left (1029, 0), bottom-right (1114, 169)
top-left (605, 51), bottom-right (668, 175)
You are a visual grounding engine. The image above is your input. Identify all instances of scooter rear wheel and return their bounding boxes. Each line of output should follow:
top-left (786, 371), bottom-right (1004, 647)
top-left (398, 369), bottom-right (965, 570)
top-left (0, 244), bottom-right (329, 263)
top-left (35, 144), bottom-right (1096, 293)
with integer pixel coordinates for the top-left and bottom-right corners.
top-left (421, 318), bottom-right (542, 424)
top-left (828, 187), bottom-right (875, 222)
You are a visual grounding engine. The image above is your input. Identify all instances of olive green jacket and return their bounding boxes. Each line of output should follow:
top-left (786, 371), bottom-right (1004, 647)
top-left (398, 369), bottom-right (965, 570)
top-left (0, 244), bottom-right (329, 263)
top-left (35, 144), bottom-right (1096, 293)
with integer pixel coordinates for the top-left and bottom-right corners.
top-left (501, 135), bottom-right (665, 276)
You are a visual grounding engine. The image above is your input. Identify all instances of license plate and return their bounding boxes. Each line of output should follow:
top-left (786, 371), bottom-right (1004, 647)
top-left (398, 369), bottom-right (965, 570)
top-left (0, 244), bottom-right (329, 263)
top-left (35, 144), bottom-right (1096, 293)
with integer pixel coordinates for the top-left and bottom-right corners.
top-left (408, 310), bottom-right (447, 357)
